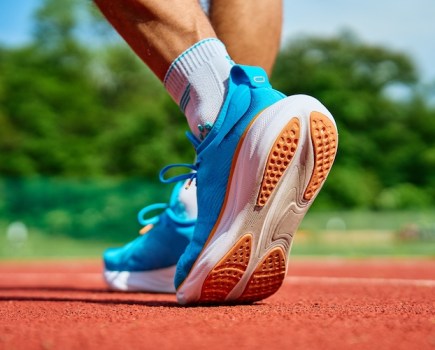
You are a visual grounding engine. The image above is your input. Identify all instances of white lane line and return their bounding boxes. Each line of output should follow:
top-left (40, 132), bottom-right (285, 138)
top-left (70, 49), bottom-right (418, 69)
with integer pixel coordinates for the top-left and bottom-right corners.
top-left (284, 276), bottom-right (435, 287)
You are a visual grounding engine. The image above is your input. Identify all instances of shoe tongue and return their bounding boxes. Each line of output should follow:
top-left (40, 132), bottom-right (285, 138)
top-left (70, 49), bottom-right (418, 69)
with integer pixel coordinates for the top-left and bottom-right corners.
top-left (172, 180), bottom-right (198, 220)
top-left (231, 65), bottom-right (271, 88)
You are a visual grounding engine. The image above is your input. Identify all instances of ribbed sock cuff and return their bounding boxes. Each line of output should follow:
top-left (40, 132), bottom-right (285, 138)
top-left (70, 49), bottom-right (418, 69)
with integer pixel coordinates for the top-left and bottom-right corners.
top-left (164, 38), bottom-right (230, 104)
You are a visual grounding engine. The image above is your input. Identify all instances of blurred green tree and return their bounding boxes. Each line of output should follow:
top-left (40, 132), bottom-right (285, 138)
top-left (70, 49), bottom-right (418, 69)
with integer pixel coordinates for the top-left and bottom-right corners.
top-left (273, 32), bottom-right (435, 209)
top-left (0, 0), bottom-right (193, 178)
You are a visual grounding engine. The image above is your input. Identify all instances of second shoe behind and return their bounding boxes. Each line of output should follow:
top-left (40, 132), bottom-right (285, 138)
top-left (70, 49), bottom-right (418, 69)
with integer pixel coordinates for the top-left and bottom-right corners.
top-left (103, 181), bottom-right (196, 293)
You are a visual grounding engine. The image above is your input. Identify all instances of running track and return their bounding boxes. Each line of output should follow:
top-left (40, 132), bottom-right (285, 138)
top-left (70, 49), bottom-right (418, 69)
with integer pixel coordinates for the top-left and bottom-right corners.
top-left (0, 259), bottom-right (434, 349)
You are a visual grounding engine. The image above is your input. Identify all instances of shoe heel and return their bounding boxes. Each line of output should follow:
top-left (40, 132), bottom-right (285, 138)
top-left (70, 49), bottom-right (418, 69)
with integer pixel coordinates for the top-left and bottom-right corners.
top-left (185, 96), bottom-right (338, 305)
top-left (236, 111), bottom-right (338, 303)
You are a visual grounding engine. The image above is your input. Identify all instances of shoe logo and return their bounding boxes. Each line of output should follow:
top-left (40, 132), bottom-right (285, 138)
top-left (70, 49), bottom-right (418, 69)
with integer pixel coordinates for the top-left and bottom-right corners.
top-left (253, 76), bottom-right (266, 83)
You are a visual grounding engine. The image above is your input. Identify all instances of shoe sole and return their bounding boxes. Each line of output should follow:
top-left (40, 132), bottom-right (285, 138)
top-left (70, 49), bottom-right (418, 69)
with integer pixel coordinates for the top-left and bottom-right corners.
top-left (176, 95), bottom-right (338, 304)
top-left (104, 265), bottom-right (176, 293)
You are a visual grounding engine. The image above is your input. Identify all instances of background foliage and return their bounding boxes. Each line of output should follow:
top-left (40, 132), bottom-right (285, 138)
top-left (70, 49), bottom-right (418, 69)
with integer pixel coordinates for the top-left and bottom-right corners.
top-left (1, 0), bottom-right (435, 246)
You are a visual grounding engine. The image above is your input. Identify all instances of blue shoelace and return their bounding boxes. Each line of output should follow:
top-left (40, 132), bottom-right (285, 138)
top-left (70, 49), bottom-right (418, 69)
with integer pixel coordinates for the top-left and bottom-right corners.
top-left (137, 201), bottom-right (192, 235)
top-left (159, 131), bottom-right (201, 189)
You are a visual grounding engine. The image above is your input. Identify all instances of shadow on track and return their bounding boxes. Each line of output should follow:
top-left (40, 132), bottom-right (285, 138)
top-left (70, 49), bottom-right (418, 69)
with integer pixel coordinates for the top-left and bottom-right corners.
top-left (0, 286), bottom-right (262, 308)
top-left (0, 294), bottom-right (179, 307)
top-left (0, 286), bottom-right (110, 293)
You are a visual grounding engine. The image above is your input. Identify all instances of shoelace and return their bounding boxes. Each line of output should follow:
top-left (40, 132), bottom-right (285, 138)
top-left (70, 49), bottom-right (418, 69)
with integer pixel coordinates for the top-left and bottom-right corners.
top-left (137, 199), bottom-right (195, 235)
top-left (138, 202), bottom-right (190, 235)
top-left (159, 163), bottom-right (198, 190)
top-left (137, 203), bottom-right (168, 235)
top-left (138, 132), bottom-right (201, 235)
top-left (159, 131), bottom-right (201, 190)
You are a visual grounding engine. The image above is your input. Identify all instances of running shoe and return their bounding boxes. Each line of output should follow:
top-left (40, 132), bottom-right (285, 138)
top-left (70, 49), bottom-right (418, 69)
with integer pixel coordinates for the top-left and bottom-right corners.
top-left (103, 181), bottom-right (196, 293)
top-left (163, 65), bottom-right (338, 304)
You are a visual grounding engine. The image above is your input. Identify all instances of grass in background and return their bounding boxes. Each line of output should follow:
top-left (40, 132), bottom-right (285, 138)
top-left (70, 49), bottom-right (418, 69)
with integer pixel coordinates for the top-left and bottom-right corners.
top-left (1, 222), bottom-right (109, 260)
top-left (300, 210), bottom-right (435, 232)
top-left (294, 210), bottom-right (435, 257)
top-left (2, 210), bottom-right (435, 260)
top-left (1, 178), bottom-right (434, 260)
top-left (291, 230), bottom-right (435, 257)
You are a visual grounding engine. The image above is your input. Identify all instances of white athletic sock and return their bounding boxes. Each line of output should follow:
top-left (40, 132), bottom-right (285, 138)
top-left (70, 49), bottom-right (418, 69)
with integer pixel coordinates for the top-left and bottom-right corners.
top-left (164, 38), bottom-right (233, 140)
top-left (177, 180), bottom-right (198, 220)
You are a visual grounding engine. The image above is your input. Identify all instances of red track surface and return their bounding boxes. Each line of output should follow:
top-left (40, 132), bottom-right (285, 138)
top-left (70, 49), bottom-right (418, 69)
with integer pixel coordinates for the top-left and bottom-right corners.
top-left (1, 259), bottom-right (434, 350)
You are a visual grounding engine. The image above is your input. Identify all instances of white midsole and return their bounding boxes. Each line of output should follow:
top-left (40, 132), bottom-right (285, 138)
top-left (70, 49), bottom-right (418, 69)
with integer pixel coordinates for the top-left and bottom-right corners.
top-left (104, 265), bottom-right (177, 293)
top-left (177, 95), bottom-right (336, 304)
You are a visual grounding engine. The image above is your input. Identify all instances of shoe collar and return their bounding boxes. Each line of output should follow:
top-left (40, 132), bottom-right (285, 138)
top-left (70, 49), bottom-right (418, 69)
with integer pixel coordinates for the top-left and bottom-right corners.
top-left (189, 65), bottom-right (271, 154)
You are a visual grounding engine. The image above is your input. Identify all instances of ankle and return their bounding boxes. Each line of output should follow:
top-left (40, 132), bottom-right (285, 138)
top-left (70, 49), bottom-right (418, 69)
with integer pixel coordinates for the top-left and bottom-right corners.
top-left (164, 39), bottom-right (234, 140)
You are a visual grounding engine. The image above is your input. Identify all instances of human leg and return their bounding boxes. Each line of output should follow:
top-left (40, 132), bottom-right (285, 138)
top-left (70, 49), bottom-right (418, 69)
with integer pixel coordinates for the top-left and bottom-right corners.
top-left (95, 0), bottom-right (233, 139)
top-left (209, 0), bottom-right (283, 76)
top-left (94, 0), bottom-right (283, 138)
top-left (94, 0), bottom-right (216, 80)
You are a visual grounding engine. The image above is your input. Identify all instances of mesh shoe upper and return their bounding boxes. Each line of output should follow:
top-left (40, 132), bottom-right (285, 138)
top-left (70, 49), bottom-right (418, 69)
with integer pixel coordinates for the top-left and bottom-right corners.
top-left (173, 65), bottom-right (285, 288)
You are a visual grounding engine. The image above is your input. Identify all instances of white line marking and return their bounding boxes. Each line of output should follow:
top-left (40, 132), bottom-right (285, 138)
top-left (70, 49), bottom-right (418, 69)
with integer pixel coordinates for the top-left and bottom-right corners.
top-left (284, 276), bottom-right (435, 287)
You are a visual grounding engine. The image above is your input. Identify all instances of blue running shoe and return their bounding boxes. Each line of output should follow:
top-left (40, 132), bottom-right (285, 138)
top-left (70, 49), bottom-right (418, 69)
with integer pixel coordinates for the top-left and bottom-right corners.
top-left (103, 181), bottom-right (196, 293)
top-left (162, 65), bottom-right (338, 304)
